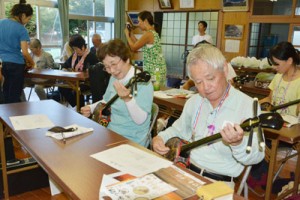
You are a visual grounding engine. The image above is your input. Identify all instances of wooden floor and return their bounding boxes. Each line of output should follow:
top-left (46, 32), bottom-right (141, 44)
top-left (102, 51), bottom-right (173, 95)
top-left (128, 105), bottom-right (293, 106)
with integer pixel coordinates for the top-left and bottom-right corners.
top-left (2, 89), bottom-right (299, 200)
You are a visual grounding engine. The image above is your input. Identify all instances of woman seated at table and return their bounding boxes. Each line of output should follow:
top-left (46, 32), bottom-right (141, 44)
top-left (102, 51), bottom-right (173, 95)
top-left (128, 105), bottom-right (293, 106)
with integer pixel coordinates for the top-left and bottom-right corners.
top-left (260, 41), bottom-right (300, 116)
top-left (80, 39), bottom-right (153, 147)
top-left (59, 34), bottom-right (98, 108)
top-left (248, 41), bottom-right (300, 188)
top-left (24, 38), bottom-right (56, 100)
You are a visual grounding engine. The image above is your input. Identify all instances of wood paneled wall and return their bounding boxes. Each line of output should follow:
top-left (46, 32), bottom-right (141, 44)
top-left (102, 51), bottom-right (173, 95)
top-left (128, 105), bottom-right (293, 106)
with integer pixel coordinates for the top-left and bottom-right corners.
top-left (221, 11), bottom-right (249, 61)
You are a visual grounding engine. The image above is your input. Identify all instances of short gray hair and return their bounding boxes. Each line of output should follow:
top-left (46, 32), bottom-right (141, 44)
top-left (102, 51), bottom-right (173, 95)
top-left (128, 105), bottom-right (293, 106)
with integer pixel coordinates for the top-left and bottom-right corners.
top-left (186, 44), bottom-right (225, 77)
top-left (92, 33), bottom-right (101, 40)
top-left (29, 38), bottom-right (42, 49)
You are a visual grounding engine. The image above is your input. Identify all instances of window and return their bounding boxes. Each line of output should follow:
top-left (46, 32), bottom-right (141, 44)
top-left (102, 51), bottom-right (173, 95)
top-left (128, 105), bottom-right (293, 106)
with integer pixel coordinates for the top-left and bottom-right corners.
top-left (160, 11), bottom-right (218, 78)
top-left (248, 23), bottom-right (289, 58)
top-left (291, 25), bottom-right (300, 50)
top-left (69, 0), bottom-right (114, 46)
top-left (252, 0), bottom-right (293, 15)
top-left (38, 6), bottom-right (62, 60)
top-left (2, 0), bottom-right (114, 61)
top-left (4, 0), bottom-right (62, 60)
top-left (69, 0), bottom-right (94, 16)
top-left (296, 0), bottom-right (300, 15)
top-left (248, 0), bottom-right (300, 58)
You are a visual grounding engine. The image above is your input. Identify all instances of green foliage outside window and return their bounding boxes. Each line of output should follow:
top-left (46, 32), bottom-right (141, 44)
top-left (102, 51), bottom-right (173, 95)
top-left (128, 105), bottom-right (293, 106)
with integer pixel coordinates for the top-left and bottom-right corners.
top-left (69, 19), bottom-right (87, 36)
top-left (4, 2), bottom-right (36, 37)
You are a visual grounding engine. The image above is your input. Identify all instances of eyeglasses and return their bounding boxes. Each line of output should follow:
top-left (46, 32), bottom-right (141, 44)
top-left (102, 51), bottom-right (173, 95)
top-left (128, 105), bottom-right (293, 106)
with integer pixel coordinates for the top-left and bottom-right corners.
top-left (101, 58), bottom-right (122, 72)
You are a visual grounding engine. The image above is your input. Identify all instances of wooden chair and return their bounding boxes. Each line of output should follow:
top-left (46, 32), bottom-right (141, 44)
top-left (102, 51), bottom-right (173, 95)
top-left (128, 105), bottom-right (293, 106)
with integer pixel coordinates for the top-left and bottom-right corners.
top-left (88, 63), bottom-right (110, 103)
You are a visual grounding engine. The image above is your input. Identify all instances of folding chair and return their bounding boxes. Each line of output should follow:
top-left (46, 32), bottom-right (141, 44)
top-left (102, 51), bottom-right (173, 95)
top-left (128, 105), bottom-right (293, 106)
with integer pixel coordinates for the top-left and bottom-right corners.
top-left (146, 103), bottom-right (159, 149)
top-left (237, 165), bottom-right (252, 199)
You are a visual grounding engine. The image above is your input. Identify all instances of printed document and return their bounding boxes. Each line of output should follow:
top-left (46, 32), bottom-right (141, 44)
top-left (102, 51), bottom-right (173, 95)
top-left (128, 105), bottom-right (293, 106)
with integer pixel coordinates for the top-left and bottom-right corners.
top-left (90, 144), bottom-right (172, 177)
top-left (10, 114), bottom-right (54, 130)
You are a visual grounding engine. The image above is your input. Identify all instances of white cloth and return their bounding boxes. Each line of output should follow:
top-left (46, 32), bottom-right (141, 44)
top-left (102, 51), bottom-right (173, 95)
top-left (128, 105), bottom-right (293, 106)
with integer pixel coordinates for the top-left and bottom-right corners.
top-left (192, 34), bottom-right (213, 46)
top-left (227, 63), bottom-right (237, 81)
top-left (46, 124), bottom-right (93, 140)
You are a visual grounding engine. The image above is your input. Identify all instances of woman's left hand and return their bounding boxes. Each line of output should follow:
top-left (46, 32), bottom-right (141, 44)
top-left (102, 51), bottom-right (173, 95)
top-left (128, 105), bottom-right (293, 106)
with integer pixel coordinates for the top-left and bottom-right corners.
top-left (124, 28), bottom-right (130, 37)
top-left (220, 123), bottom-right (244, 146)
top-left (113, 81), bottom-right (132, 102)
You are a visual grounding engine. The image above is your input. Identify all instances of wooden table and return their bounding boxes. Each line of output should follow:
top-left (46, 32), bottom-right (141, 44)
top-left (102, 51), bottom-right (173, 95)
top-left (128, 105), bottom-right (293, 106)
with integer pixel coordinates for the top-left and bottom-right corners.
top-left (154, 90), bottom-right (300, 199)
top-left (235, 81), bottom-right (270, 99)
top-left (263, 125), bottom-right (300, 200)
top-left (0, 100), bottom-right (127, 200)
top-left (153, 90), bottom-right (187, 119)
top-left (0, 100), bottom-right (244, 200)
top-left (25, 69), bottom-right (89, 111)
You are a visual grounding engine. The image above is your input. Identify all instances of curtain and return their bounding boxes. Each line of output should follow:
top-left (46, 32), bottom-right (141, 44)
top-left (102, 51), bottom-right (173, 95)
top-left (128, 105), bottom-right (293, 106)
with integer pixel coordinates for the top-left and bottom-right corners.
top-left (0, 0), bottom-right (4, 19)
top-left (154, 12), bottom-right (163, 37)
top-left (114, 0), bottom-right (126, 42)
top-left (58, 0), bottom-right (69, 50)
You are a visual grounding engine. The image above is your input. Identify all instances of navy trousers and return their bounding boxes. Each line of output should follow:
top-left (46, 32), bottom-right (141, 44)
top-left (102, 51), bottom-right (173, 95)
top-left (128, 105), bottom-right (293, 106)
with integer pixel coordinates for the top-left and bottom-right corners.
top-left (2, 62), bottom-right (25, 103)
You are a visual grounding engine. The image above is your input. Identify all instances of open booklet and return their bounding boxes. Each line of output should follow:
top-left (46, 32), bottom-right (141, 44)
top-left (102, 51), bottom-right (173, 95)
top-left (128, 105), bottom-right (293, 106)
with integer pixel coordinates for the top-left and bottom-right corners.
top-left (101, 165), bottom-right (205, 200)
top-left (93, 144), bottom-right (205, 199)
top-left (281, 114), bottom-right (299, 128)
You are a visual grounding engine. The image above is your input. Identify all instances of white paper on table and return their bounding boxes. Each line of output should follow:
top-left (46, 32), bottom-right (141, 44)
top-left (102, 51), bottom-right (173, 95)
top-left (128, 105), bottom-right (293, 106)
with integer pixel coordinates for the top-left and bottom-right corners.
top-left (46, 124), bottom-right (93, 140)
top-left (58, 71), bottom-right (80, 75)
top-left (9, 114), bottom-right (55, 131)
top-left (163, 88), bottom-right (195, 98)
top-left (282, 114), bottom-right (299, 127)
top-left (49, 177), bottom-right (62, 196)
top-left (90, 144), bottom-right (172, 177)
top-left (154, 91), bottom-right (173, 99)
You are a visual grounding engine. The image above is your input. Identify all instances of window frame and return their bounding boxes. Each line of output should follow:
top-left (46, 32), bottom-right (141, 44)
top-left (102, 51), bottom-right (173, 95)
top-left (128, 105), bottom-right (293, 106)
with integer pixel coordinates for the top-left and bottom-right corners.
top-left (247, 0), bottom-right (300, 57)
top-left (159, 10), bottom-right (219, 79)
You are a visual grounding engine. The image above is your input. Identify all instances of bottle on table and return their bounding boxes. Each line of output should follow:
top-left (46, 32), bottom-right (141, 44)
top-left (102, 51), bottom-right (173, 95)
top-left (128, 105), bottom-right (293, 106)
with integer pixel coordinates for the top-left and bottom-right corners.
top-left (153, 68), bottom-right (160, 91)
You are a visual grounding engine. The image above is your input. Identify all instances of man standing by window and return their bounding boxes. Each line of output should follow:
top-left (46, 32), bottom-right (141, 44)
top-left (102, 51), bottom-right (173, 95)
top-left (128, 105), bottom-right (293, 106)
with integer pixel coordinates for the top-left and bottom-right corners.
top-left (192, 21), bottom-right (213, 46)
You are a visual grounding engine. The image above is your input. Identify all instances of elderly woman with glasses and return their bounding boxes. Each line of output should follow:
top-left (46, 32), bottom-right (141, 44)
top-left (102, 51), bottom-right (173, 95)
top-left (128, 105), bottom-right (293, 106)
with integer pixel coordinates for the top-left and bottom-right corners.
top-left (81, 39), bottom-right (153, 147)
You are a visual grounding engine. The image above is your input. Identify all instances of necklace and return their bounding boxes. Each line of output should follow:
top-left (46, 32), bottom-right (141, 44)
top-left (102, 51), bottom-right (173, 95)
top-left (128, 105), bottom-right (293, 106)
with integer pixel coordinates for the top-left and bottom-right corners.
top-left (272, 69), bottom-right (297, 113)
top-left (191, 83), bottom-right (231, 141)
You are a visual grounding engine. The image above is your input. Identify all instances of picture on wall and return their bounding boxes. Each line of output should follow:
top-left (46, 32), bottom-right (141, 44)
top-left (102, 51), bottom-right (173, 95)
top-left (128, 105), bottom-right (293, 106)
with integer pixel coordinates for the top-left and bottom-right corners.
top-left (223, 0), bottom-right (249, 12)
top-left (158, 0), bottom-right (172, 9)
top-left (224, 24), bottom-right (244, 39)
top-left (126, 12), bottom-right (139, 26)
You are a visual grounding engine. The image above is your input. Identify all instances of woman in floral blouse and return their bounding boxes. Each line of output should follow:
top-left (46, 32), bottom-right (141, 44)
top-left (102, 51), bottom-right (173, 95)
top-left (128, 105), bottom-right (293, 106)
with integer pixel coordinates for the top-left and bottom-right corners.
top-left (124, 10), bottom-right (167, 85)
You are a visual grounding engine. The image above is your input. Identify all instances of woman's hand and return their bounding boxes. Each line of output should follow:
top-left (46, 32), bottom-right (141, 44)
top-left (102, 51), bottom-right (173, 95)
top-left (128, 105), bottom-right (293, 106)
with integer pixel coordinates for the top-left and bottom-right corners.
top-left (152, 136), bottom-right (170, 155)
top-left (81, 105), bottom-right (91, 117)
top-left (25, 59), bottom-right (34, 70)
top-left (124, 27), bottom-right (130, 37)
top-left (220, 123), bottom-right (244, 146)
top-left (260, 102), bottom-right (272, 111)
top-left (113, 81), bottom-right (132, 102)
